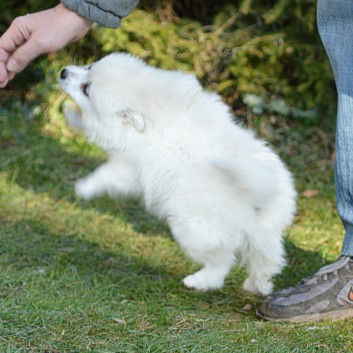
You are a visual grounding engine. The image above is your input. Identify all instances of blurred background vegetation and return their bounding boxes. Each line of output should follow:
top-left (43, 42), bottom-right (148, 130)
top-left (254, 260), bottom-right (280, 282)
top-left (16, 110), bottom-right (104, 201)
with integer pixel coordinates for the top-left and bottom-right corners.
top-left (0, 0), bottom-right (337, 158)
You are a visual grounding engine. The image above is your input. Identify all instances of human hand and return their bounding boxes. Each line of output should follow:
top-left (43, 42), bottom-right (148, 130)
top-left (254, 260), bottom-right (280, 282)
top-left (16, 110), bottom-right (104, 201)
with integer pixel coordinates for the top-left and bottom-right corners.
top-left (0, 3), bottom-right (93, 88)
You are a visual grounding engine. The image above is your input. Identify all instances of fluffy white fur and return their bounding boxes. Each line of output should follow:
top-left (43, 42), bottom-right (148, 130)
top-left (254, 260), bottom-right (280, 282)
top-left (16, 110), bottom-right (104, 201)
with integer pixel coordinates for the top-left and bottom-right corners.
top-left (59, 53), bottom-right (296, 295)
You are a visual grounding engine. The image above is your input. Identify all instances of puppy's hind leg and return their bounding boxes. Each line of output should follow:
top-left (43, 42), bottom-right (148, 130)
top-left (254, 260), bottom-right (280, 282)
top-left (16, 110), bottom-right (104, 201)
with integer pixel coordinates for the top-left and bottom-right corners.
top-left (241, 231), bottom-right (286, 296)
top-left (170, 220), bottom-right (235, 291)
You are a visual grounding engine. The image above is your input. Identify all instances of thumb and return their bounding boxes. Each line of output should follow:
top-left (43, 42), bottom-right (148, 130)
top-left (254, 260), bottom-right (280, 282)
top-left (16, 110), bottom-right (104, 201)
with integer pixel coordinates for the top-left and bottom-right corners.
top-left (0, 62), bottom-right (8, 82)
top-left (6, 38), bottom-right (41, 73)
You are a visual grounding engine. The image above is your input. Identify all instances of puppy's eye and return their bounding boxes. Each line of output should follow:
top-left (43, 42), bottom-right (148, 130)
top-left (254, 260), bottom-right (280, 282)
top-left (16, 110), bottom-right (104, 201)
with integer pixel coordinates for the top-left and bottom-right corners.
top-left (81, 83), bottom-right (90, 97)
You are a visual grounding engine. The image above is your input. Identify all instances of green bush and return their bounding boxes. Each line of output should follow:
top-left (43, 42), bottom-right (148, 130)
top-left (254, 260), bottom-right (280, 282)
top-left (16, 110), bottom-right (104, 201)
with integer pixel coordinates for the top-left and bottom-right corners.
top-left (96, 2), bottom-right (334, 120)
top-left (1, 0), bottom-right (336, 124)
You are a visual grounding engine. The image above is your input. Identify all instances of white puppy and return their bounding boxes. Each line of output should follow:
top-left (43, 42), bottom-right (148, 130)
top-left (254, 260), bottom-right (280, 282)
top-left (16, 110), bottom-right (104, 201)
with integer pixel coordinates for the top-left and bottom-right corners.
top-left (59, 53), bottom-right (296, 295)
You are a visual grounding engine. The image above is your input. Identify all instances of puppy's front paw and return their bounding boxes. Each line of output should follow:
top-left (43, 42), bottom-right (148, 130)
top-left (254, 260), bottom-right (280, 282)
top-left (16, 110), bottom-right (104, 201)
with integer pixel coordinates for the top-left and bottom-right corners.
top-left (75, 178), bottom-right (95, 201)
top-left (242, 276), bottom-right (273, 296)
top-left (183, 270), bottom-right (224, 292)
top-left (63, 102), bottom-right (83, 130)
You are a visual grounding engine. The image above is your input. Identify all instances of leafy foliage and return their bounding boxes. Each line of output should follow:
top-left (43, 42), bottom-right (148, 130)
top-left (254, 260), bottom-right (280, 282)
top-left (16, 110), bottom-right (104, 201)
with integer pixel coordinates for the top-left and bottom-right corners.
top-left (1, 0), bottom-right (336, 124)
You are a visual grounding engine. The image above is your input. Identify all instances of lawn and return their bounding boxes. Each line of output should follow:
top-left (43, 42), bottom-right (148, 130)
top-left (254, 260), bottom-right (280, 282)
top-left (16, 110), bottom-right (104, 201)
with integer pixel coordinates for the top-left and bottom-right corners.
top-left (1, 79), bottom-right (352, 353)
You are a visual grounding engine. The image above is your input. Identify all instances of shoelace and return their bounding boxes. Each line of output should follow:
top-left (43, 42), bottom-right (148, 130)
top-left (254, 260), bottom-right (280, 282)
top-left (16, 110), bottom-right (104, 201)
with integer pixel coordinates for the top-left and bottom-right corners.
top-left (302, 256), bottom-right (352, 286)
top-left (270, 257), bottom-right (353, 297)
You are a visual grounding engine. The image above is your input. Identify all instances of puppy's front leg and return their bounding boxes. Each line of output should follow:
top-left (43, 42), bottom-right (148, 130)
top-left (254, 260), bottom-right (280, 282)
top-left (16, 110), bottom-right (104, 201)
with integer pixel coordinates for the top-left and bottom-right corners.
top-left (75, 159), bottom-right (140, 201)
top-left (63, 103), bottom-right (84, 131)
top-left (75, 166), bottom-right (108, 200)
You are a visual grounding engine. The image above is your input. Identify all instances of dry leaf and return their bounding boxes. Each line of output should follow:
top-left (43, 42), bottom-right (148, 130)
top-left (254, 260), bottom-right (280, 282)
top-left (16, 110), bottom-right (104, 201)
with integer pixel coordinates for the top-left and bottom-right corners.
top-left (242, 304), bottom-right (253, 311)
top-left (302, 189), bottom-right (319, 198)
top-left (112, 318), bottom-right (126, 325)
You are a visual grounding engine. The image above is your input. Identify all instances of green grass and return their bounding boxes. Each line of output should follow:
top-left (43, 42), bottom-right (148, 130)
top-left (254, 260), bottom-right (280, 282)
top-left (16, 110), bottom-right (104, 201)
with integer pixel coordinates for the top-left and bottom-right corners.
top-left (1, 90), bottom-right (352, 353)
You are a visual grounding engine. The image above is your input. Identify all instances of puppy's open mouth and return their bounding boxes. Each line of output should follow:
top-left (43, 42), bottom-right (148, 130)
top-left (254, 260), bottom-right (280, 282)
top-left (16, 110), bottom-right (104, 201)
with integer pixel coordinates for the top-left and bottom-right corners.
top-left (80, 82), bottom-right (90, 97)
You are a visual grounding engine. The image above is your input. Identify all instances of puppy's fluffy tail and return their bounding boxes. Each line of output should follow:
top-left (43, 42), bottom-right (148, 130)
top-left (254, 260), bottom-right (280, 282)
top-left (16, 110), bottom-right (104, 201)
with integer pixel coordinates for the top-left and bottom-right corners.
top-left (211, 155), bottom-right (281, 207)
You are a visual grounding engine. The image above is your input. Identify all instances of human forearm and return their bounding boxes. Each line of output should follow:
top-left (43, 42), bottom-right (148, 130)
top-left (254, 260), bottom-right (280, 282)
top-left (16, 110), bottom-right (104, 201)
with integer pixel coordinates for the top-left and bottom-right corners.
top-left (60, 0), bottom-right (140, 28)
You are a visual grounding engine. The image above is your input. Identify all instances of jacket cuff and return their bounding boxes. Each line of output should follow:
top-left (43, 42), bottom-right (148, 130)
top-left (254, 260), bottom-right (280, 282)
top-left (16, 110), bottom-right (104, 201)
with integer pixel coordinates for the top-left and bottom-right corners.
top-left (60, 0), bottom-right (139, 28)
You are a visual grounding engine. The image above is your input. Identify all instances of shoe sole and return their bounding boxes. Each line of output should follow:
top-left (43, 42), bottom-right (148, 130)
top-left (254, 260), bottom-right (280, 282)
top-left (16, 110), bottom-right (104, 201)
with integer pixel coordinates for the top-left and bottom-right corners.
top-left (256, 307), bottom-right (353, 323)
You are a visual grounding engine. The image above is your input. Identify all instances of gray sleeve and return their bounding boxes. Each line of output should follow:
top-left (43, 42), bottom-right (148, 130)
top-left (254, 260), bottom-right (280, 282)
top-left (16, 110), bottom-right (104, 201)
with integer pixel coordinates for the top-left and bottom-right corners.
top-left (60, 0), bottom-right (139, 28)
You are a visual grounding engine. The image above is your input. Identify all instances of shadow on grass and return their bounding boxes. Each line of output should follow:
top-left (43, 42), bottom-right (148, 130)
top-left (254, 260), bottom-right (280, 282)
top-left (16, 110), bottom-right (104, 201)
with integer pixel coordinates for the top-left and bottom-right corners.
top-left (0, 109), bottom-right (336, 310)
top-left (0, 218), bottom-right (251, 314)
top-left (274, 239), bottom-right (331, 290)
top-left (0, 218), bottom-right (176, 295)
top-left (0, 219), bottom-right (333, 302)
top-left (0, 119), bottom-right (171, 236)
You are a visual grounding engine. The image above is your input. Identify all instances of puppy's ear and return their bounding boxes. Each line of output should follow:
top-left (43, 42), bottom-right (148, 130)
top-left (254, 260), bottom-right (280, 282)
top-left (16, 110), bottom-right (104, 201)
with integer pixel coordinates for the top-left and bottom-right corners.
top-left (119, 110), bottom-right (145, 133)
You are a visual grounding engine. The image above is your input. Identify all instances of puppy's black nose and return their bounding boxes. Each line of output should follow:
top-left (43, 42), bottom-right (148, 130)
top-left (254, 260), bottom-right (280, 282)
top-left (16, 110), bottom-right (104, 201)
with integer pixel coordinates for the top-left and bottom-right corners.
top-left (60, 68), bottom-right (68, 80)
